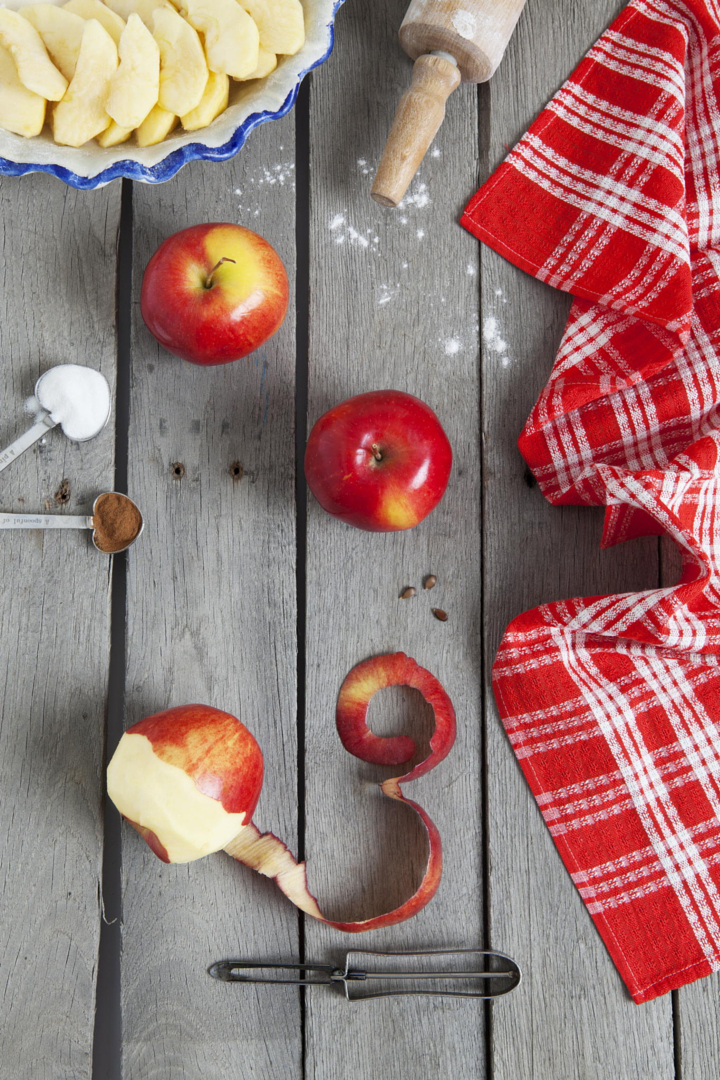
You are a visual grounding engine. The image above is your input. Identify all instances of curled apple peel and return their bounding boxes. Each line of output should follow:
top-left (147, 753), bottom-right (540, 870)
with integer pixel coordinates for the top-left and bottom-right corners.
top-left (107, 653), bottom-right (456, 931)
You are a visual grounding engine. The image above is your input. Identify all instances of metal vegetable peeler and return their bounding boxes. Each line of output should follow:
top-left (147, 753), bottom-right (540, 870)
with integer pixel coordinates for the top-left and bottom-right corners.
top-left (208, 948), bottom-right (521, 1001)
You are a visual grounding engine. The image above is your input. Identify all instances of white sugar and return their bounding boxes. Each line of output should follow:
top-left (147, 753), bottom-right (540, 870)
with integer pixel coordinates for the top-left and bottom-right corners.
top-left (28, 364), bottom-right (110, 441)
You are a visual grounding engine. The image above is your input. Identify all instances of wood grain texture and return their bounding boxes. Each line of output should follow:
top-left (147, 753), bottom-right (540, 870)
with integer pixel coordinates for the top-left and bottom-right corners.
top-left (305, 0), bottom-right (484, 1074)
top-left (0, 176), bottom-right (120, 1080)
top-left (481, 2), bottom-right (675, 1076)
top-left (121, 124), bottom-right (300, 1080)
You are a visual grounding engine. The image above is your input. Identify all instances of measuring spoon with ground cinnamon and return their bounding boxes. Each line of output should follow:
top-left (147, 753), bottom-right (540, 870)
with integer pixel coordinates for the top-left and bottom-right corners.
top-left (0, 492), bottom-right (143, 553)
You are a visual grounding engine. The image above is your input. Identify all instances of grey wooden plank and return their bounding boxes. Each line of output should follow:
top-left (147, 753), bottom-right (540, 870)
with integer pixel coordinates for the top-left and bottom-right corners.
top-left (0, 176), bottom-right (120, 1080)
top-left (121, 124), bottom-right (300, 1080)
top-left (305, 0), bottom-right (484, 1075)
top-left (482, 2), bottom-right (675, 1077)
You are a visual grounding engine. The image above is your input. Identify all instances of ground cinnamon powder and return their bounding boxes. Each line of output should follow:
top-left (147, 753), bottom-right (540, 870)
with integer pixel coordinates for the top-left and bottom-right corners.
top-left (92, 493), bottom-right (143, 553)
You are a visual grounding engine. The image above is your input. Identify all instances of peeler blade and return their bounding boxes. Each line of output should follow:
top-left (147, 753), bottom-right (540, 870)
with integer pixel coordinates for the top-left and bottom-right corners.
top-left (339, 948), bottom-right (521, 1001)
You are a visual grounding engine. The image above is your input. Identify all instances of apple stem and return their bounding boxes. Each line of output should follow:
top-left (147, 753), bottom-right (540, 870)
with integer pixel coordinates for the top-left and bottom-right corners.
top-left (371, 443), bottom-right (383, 462)
top-left (205, 257), bottom-right (237, 289)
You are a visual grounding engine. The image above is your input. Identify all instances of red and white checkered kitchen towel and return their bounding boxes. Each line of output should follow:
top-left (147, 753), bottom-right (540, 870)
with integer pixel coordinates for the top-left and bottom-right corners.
top-left (462, 0), bottom-right (720, 1002)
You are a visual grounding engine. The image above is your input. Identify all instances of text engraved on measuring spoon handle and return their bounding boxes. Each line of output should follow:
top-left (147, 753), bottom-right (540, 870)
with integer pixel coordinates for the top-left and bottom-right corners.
top-left (0, 414), bottom-right (58, 474)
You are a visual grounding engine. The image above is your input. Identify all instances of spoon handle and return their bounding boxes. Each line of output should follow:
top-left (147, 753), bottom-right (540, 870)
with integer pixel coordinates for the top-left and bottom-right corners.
top-left (0, 414), bottom-right (58, 473)
top-left (0, 514), bottom-right (92, 530)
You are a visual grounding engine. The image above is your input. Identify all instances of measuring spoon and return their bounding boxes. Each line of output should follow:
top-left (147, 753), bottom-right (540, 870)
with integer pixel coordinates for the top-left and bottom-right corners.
top-left (0, 492), bottom-right (143, 553)
top-left (0, 365), bottom-right (111, 474)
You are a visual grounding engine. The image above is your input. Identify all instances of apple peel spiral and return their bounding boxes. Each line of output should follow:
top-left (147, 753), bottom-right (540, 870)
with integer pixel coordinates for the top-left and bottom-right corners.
top-left (107, 652), bottom-right (456, 931)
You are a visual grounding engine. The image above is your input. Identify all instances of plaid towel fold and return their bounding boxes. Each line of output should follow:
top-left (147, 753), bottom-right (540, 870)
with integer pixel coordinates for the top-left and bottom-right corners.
top-left (462, 0), bottom-right (720, 1001)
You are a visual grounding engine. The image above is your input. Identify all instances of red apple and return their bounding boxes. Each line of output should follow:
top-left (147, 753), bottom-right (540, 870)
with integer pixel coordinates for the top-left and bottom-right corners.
top-left (304, 390), bottom-right (452, 531)
top-left (106, 704), bottom-right (263, 863)
top-left (140, 223), bottom-right (289, 365)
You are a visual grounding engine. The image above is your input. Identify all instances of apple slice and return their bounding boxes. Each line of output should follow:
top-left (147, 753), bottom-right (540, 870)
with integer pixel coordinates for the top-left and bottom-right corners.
top-left (63, 0), bottom-right (125, 45)
top-left (135, 101), bottom-right (176, 145)
top-left (103, 0), bottom-right (173, 28)
top-left (180, 68), bottom-right (227, 130)
top-left (107, 653), bottom-right (456, 931)
top-left (237, 45), bottom-right (275, 81)
top-left (184, 0), bottom-right (258, 79)
top-left (97, 117), bottom-right (132, 145)
top-left (238, 0), bottom-right (303, 56)
top-left (152, 6), bottom-right (206, 115)
top-left (52, 18), bottom-right (117, 147)
top-left (0, 41), bottom-right (45, 137)
top-left (106, 12), bottom-right (158, 128)
top-left (21, 4), bottom-right (85, 81)
top-left (0, 7), bottom-right (67, 100)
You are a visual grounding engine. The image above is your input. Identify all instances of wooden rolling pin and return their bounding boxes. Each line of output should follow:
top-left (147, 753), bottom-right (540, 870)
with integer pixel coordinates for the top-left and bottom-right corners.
top-left (371, 0), bottom-right (527, 207)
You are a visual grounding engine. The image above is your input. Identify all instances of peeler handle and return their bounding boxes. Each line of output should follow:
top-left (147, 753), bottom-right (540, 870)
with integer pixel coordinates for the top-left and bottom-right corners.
top-left (371, 53), bottom-right (461, 208)
top-left (0, 413), bottom-right (57, 474)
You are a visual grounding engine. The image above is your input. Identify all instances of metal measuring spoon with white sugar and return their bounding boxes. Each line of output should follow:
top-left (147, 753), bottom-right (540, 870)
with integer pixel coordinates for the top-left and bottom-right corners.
top-left (0, 364), bottom-right (111, 473)
top-left (0, 492), bottom-right (143, 554)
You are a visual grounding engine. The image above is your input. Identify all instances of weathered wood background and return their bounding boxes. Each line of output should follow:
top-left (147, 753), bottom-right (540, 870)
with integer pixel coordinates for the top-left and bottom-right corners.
top-left (0, 0), bottom-right (717, 1077)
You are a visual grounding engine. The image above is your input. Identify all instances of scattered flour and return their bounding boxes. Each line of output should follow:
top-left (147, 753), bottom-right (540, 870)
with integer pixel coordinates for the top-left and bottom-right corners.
top-left (417, 229), bottom-right (425, 240)
top-left (443, 337), bottom-right (462, 356)
top-left (357, 157), bottom-right (374, 177)
top-left (329, 213), bottom-right (379, 250)
top-left (378, 284), bottom-right (400, 306)
top-left (483, 316), bottom-right (511, 367)
top-left (430, 146), bottom-right (441, 158)
top-left (467, 264), bottom-right (477, 276)
top-left (398, 181), bottom-right (431, 211)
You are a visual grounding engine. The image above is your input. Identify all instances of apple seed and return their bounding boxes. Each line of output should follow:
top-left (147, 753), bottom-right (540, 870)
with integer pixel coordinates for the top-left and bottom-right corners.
top-left (424, 574), bottom-right (437, 590)
top-left (431, 608), bottom-right (448, 622)
top-left (400, 586), bottom-right (416, 599)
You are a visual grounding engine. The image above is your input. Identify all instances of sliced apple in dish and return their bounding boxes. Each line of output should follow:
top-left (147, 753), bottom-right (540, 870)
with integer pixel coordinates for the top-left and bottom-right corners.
top-left (0, 7), bottom-right (67, 100)
top-left (180, 69), bottom-right (227, 130)
top-left (20, 4), bottom-right (85, 82)
top-left (0, 42), bottom-right (45, 137)
top-left (152, 5), bottom-right (206, 115)
top-left (97, 118), bottom-right (133, 145)
top-left (238, 45), bottom-right (276, 81)
top-left (106, 13), bottom-right (159, 128)
top-left (52, 18), bottom-right (118, 147)
top-left (107, 653), bottom-right (457, 931)
top-left (104, 0), bottom-right (173, 29)
top-left (135, 101), bottom-right (176, 145)
top-left (239, 0), bottom-right (303, 56)
top-left (63, 0), bottom-right (126, 45)
top-left (184, 0), bottom-right (258, 79)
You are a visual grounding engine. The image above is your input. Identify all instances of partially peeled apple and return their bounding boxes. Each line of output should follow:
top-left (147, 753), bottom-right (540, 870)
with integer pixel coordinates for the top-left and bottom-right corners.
top-left (107, 653), bottom-right (456, 931)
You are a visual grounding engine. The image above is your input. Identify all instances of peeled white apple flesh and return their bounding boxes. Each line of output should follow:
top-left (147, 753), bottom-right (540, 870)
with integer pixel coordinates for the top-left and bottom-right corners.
top-left (104, 0), bottom-right (173, 29)
top-left (107, 732), bottom-right (249, 863)
top-left (106, 13), bottom-right (159, 128)
top-left (180, 68), bottom-right (227, 130)
top-left (0, 7), bottom-right (67, 100)
top-left (52, 18), bottom-right (118, 147)
top-left (184, 0), bottom-right (258, 79)
top-left (239, 45), bottom-right (275, 81)
top-left (21, 4), bottom-right (85, 81)
top-left (97, 117), bottom-right (132, 145)
top-left (0, 41), bottom-right (45, 137)
top-left (135, 101), bottom-right (176, 145)
top-left (152, 6), bottom-right (206, 115)
top-left (63, 0), bottom-right (125, 45)
top-left (239, 0), bottom-right (303, 55)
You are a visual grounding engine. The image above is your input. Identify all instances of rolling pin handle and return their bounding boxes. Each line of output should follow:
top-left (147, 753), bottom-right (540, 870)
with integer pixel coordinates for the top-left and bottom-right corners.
top-left (371, 53), bottom-right (461, 208)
